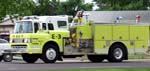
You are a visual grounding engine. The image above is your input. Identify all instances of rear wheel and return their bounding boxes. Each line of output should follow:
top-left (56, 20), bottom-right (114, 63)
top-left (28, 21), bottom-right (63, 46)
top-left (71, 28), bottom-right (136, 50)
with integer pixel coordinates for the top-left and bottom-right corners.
top-left (41, 44), bottom-right (59, 63)
top-left (88, 55), bottom-right (104, 62)
top-left (3, 54), bottom-right (13, 62)
top-left (108, 44), bottom-right (126, 62)
top-left (22, 54), bottom-right (39, 63)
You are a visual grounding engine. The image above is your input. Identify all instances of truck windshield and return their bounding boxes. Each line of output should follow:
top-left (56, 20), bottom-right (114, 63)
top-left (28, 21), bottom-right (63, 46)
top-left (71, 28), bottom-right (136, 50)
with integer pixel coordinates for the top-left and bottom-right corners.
top-left (14, 21), bottom-right (33, 33)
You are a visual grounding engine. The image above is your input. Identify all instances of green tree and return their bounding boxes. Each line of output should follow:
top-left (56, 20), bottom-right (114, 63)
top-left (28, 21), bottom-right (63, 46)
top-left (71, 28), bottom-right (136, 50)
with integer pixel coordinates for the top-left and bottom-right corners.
top-left (34, 0), bottom-right (92, 16)
top-left (0, 0), bottom-right (35, 21)
top-left (94, 0), bottom-right (149, 10)
top-left (56, 0), bottom-right (92, 16)
top-left (0, 0), bottom-right (93, 22)
top-left (16, 0), bottom-right (36, 16)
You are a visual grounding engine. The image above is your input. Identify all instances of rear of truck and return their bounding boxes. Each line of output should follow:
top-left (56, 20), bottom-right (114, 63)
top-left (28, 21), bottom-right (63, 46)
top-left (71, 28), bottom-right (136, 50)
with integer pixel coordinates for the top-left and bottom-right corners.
top-left (69, 11), bottom-right (150, 62)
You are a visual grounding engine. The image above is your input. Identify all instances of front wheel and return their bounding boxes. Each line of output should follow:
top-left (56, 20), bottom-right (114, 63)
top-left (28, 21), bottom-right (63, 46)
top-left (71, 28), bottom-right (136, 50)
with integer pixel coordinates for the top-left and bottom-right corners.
top-left (3, 54), bottom-right (13, 62)
top-left (22, 54), bottom-right (39, 63)
top-left (41, 44), bottom-right (59, 63)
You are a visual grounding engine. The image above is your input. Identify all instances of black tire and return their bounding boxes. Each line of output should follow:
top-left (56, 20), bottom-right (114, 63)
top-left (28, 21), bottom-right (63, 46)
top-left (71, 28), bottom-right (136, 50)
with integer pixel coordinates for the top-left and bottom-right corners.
top-left (108, 44), bottom-right (126, 62)
top-left (41, 44), bottom-right (59, 63)
top-left (0, 55), bottom-right (3, 62)
top-left (88, 55), bottom-right (104, 62)
top-left (3, 54), bottom-right (13, 62)
top-left (22, 54), bottom-right (39, 63)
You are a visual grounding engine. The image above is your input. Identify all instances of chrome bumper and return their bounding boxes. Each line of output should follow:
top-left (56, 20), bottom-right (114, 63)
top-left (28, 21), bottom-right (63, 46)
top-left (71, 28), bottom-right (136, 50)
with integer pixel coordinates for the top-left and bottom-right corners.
top-left (3, 48), bottom-right (27, 54)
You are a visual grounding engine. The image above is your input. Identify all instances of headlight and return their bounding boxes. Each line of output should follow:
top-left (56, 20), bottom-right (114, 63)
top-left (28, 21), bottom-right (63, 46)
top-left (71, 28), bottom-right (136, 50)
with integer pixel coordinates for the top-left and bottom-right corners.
top-left (9, 39), bottom-right (14, 43)
top-left (10, 39), bottom-right (12, 43)
top-left (24, 38), bottom-right (32, 43)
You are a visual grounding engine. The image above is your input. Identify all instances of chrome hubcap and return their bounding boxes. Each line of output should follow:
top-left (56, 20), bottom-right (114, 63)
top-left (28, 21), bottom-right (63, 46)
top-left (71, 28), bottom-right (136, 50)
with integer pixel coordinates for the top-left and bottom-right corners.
top-left (46, 48), bottom-right (56, 60)
top-left (4, 54), bottom-right (12, 61)
top-left (113, 48), bottom-right (123, 59)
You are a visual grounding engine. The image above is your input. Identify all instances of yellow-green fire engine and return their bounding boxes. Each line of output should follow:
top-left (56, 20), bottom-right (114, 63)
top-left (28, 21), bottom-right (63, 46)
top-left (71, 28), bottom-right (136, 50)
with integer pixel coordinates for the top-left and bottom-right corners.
top-left (5, 11), bottom-right (150, 63)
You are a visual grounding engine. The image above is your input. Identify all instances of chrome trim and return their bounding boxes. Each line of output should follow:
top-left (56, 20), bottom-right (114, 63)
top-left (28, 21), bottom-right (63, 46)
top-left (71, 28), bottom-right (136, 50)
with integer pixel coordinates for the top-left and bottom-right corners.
top-left (12, 46), bottom-right (27, 48)
top-left (3, 48), bottom-right (27, 54)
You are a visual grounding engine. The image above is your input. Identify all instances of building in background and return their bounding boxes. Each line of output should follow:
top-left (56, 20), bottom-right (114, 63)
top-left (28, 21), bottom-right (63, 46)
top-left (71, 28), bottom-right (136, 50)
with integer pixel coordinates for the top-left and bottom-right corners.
top-left (0, 19), bottom-right (16, 41)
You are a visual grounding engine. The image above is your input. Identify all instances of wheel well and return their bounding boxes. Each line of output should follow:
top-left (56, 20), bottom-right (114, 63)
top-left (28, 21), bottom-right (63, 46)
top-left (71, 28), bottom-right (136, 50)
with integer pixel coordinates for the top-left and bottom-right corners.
top-left (109, 42), bottom-right (128, 60)
top-left (43, 41), bottom-right (60, 52)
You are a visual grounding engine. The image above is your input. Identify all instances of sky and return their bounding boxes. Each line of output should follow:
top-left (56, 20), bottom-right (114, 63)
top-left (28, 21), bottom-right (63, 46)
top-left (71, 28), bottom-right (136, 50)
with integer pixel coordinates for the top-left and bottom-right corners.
top-left (60, 0), bottom-right (98, 10)
top-left (84, 0), bottom-right (93, 3)
top-left (34, 0), bottom-right (93, 3)
top-left (60, 0), bottom-right (93, 3)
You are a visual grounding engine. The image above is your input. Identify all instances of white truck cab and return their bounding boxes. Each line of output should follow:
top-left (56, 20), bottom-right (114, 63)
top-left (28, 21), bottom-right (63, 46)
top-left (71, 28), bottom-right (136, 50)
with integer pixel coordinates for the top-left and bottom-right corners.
top-left (3, 15), bottom-right (70, 63)
top-left (14, 16), bottom-right (69, 34)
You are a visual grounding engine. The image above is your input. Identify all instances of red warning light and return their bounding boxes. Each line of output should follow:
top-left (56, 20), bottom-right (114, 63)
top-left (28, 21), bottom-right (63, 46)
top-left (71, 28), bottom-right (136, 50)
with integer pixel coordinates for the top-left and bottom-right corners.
top-left (136, 15), bottom-right (141, 21)
top-left (77, 11), bottom-right (84, 18)
top-left (136, 15), bottom-right (141, 23)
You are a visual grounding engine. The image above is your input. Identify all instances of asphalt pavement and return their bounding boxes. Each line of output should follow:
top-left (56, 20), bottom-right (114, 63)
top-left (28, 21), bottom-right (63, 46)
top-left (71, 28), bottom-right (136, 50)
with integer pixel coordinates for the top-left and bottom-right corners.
top-left (0, 59), bottom-right (150, 71)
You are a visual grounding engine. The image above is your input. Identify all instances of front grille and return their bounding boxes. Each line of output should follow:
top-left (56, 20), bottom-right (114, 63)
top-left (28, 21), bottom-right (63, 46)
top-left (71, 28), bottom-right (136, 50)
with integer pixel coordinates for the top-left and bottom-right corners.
top-left (13, 39), bottom-right (23, 43)
top-left (12, 45), bottom-right (27, 48)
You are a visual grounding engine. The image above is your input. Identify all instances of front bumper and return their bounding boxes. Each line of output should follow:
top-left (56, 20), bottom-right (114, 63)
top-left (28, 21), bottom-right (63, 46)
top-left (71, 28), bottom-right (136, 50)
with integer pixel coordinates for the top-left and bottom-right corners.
top-left (3, 48), bottom-right (27, 54)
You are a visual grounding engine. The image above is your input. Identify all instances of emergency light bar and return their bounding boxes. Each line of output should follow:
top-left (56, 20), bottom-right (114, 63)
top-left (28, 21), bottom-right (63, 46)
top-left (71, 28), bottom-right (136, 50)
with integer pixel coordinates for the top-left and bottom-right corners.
top-left (23, 16), bottom-right (39, 20)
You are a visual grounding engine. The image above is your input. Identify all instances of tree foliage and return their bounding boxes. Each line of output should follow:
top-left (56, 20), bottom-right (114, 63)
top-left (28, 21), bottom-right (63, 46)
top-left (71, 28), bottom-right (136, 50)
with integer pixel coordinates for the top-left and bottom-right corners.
top-left (94, 0), bottom-right (149, 10)
top-left (0, 0), bottom-right (149, 21)
top-left (33, 0), bottom-right (58, 15)
top-left (56, 0), bottom-right (92, 16)
top-left (0, 0), bottom-right (92, 21)
top-left (0, 0), bottom-right (35, 21)
top-left (33, 0), bottom-right (92, 16)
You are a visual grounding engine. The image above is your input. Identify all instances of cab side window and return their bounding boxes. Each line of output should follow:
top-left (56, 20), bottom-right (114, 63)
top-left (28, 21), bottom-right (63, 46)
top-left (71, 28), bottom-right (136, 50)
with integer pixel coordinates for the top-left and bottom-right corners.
top-left (34, 23), bottom-right (39, 33)
top-left (42, 23), bottom-right (47, 30)
top-left (57, 21), bottom-right (67, 28)
top-left (48, 23), bottom-right (54, 30)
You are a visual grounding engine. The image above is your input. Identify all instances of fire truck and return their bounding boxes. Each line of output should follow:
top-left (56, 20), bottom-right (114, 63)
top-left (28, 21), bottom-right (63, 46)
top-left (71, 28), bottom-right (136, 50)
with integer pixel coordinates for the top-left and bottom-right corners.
top-left (5, 11), bottom-right (150, 63)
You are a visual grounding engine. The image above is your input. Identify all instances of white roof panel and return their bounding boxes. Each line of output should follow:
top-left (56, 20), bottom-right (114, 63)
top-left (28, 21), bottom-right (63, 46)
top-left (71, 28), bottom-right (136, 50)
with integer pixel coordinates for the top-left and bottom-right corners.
top-left (83, 11), bottom-right (150, 24)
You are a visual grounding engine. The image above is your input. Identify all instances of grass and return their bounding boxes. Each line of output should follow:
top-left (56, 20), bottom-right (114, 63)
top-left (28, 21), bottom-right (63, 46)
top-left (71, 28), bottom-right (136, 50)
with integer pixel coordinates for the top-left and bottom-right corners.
top-left (75, 53), bottom-right (150, 59)
top-left (128, 53), bottom-right (145, 59)
top-left (128, 53), bottom-right (150, 59)
top-left (39, 69), bottom-right (150, 71)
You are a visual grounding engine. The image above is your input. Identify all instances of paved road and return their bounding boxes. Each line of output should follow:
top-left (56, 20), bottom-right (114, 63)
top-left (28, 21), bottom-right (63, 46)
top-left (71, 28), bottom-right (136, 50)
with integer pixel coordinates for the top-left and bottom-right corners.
top-left (1, 59), bottom-right (150, 71)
